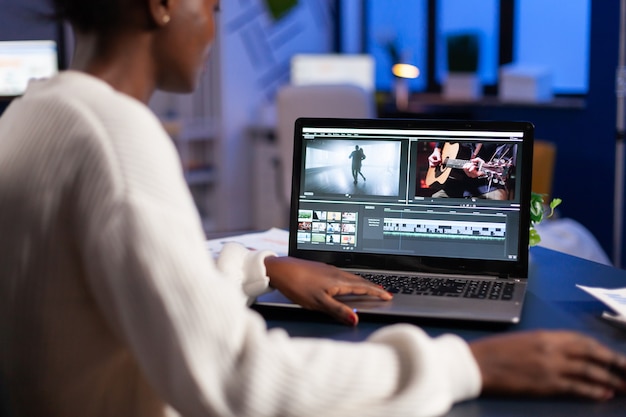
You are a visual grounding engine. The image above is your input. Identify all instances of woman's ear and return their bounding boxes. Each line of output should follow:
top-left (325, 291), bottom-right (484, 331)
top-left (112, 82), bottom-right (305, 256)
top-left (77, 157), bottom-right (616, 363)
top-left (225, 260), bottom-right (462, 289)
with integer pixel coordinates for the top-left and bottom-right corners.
top-left (146, 0), bottom-right (172, 27)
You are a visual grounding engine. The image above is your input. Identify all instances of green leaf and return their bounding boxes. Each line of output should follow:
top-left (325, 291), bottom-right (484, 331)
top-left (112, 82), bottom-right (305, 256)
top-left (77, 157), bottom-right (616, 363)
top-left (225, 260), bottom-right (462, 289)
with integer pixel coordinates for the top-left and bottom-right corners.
top-left (528, 193), bottom-right (562, 247)
top-left (530, 196), bottom-right (544, 224)
top-left (547, 198), bottom-right (562, 218)
top-left (529, 228), bottom-right (541, 247)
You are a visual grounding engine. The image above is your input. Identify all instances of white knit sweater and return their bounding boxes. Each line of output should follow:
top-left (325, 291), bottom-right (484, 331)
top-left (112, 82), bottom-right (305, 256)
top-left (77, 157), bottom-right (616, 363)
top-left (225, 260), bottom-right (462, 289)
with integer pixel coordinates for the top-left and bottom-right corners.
top-left (0, 72), bottom-right (481, 417)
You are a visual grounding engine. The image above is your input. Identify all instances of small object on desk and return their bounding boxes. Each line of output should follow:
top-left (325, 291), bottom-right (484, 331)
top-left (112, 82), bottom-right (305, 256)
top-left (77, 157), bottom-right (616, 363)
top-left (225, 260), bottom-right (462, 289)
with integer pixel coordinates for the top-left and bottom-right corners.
top-left (577, 284), bottom-right (626, 327)
top-left (498, 64), bottom-right (553, 103)
top-left (601, 311), bottom-right (626, 329)
top-left (205, 228), bottom-right (289, 257)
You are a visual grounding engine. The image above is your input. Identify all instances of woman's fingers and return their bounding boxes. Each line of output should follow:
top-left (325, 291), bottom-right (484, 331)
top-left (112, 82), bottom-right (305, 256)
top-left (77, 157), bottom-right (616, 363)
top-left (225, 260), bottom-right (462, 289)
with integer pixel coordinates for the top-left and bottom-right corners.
top-left (313, 292), bottom-right (360, 326)
top-left (265, 256), bottom-right (392, 324)
top-left (326, 273), bottom-right (393, 300)
top-left (310, 273), bottom-right (393, 326)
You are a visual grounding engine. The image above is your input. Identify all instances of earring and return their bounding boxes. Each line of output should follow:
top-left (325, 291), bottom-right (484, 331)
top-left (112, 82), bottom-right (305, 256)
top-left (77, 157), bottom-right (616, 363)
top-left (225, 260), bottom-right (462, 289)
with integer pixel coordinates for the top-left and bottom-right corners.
top-left (162, 14), bottom-right (171, 24)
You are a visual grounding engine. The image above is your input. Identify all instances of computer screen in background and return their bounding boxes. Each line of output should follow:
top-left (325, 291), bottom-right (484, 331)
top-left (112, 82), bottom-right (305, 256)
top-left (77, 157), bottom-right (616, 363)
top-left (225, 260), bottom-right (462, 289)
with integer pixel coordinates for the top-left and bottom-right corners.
top-left (0, 40), bottom-right (58, 97)
top-left (290, 54), bottom-right (375, 93)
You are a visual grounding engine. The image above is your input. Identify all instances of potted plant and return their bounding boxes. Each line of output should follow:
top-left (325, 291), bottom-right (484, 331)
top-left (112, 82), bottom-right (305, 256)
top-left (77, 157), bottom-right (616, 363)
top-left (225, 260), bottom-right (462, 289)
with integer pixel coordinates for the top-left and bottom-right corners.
top-left (443, 32), bottom-right (482, 100)
top-left (529, 192), bottom-right (562, 246)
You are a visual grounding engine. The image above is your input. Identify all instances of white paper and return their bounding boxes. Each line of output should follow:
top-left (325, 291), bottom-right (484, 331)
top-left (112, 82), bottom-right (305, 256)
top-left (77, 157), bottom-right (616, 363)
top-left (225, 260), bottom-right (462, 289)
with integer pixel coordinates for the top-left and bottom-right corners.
top-left (577, 284), bottom-right (626, 318)
top-left (205, 228), bottom-right (289, 257)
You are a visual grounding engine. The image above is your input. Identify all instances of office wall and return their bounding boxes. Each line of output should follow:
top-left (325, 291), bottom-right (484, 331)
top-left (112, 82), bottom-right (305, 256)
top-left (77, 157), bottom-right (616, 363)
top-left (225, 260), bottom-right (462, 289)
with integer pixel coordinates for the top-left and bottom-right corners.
top-left (0, 0), bottom-right (56, 41)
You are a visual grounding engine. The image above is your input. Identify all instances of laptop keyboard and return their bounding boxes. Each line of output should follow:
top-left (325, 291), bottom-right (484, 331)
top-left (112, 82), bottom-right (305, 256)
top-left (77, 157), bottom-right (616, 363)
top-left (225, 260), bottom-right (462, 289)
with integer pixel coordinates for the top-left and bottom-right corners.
top-left (357, 273), bottom-right (516, 301)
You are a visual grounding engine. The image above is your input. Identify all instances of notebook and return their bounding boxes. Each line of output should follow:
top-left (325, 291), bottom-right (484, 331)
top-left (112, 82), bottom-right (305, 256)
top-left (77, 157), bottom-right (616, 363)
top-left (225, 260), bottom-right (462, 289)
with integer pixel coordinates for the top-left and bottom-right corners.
top-left (255, 117), bottom-right (534, 324)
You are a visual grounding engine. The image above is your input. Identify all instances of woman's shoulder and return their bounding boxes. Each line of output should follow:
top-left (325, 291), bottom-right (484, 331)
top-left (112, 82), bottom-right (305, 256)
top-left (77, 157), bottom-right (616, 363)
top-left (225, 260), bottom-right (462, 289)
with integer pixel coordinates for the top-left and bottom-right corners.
top-left (16, 71), bottom-right (165, 142)
top-left (29, 71), bottom-right (154, 120)
top-left (2, 71), bottom-right (170, 167)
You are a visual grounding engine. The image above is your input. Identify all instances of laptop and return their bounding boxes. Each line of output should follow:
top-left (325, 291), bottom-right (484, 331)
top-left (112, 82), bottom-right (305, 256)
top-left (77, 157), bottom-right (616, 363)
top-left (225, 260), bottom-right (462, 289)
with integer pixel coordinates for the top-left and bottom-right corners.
top-left (255, 117), bottom-right (534, 324)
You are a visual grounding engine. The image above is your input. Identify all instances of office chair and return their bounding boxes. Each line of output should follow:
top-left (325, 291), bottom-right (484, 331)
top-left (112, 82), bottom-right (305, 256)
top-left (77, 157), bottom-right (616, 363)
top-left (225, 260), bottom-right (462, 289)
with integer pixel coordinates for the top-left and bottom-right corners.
top-left (531, 139), bottom-right (557, 202)
top-left (274, 84), bottom-right (375, 226)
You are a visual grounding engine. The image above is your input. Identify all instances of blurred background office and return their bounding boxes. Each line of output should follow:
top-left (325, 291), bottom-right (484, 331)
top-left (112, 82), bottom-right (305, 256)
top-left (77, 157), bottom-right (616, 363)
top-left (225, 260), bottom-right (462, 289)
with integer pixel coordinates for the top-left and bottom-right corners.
top-left (1, 0), bottom-right (623, 266)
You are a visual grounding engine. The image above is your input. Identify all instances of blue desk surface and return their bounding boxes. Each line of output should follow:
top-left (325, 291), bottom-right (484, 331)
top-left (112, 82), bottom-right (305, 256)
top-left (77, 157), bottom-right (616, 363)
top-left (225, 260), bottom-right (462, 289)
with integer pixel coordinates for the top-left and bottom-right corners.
top-left (257, 247), bottom-right (626, 416)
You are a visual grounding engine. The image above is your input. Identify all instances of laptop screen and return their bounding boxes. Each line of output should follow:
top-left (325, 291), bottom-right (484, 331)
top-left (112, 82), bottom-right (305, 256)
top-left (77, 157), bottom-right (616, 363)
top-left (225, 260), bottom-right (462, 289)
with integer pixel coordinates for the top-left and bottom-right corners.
top-left (0, 40), bottom-right (59, 98)
top-left (289, 118), bottom-right (534, 278)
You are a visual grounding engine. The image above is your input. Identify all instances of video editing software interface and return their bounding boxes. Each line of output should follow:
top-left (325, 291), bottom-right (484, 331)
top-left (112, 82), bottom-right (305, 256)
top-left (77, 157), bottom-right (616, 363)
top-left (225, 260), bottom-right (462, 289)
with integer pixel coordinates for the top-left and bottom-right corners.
top-left (295, 124), bottom-right (527, 262)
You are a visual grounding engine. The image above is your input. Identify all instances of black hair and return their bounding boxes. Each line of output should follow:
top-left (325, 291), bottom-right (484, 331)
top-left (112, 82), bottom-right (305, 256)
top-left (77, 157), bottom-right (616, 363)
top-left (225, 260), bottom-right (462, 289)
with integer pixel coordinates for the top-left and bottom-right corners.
top-left (52, 0), bottom-right (126, 33)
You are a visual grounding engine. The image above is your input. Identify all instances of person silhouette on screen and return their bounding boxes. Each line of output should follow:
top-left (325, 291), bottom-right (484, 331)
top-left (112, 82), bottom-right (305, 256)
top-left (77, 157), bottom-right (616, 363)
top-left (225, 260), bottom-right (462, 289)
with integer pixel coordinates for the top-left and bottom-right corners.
top-left (349, 145), bottom-right (367, 184)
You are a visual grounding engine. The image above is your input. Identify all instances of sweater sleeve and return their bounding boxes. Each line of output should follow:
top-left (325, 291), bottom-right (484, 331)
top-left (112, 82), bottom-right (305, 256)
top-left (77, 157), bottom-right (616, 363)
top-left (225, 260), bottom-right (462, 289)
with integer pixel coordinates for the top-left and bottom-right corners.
top-left (214, 242), bottom-right (275, 304)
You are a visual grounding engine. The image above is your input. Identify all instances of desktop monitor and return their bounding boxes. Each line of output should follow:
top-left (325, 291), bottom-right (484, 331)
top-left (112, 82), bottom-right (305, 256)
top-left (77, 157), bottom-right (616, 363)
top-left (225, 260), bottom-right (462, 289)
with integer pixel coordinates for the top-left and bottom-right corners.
top-left (290, 54), bottom-right (375, 93)
top-left (0, 40), bottom-right (59, 98)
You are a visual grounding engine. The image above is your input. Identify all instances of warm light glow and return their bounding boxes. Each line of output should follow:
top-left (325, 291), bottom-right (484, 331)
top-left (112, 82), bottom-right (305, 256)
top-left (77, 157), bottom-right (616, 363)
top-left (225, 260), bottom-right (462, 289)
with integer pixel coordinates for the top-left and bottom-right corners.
top-left (392, 63), bottom-right (420, 79)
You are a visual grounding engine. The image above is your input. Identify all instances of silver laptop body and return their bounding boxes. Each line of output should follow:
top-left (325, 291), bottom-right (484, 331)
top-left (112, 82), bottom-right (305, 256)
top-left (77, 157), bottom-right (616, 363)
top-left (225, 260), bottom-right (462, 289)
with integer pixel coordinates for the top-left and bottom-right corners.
top-left (255, 118), bottom-right (534, 324)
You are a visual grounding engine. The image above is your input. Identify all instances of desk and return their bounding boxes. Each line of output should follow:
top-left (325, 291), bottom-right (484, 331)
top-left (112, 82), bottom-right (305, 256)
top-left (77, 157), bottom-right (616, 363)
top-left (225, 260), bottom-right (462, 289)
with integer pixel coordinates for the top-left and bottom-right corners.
top-left (377, 93), bottom-right (586, 120)
top-left (256, 247), bottom-right (626, 416)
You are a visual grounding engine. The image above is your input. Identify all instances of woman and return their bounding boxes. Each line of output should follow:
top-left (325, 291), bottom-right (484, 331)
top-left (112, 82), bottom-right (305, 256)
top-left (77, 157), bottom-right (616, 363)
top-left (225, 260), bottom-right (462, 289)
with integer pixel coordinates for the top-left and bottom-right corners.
top-left (1, 0), bottom-right (625, 416)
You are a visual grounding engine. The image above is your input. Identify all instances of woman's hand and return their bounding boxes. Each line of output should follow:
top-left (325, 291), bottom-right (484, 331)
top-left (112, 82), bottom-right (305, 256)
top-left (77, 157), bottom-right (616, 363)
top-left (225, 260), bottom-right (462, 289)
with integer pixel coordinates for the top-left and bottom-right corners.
top-left (264, 256), bottom-right (392, 326)
top-left (470, 330), bottom-right (626, 401)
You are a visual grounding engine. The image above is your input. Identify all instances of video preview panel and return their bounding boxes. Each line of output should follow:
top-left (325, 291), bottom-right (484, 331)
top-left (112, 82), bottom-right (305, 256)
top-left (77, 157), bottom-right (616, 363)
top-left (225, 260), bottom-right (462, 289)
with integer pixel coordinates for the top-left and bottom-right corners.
top-left (414, 140), bottom-right (519, 202)
top-left (302, 139), bottom-right (404, 199)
